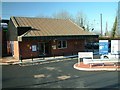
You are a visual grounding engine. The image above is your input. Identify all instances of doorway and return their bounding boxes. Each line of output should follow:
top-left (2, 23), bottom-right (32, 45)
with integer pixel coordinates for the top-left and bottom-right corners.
top-left (38, 42), bottom-right (49, 56)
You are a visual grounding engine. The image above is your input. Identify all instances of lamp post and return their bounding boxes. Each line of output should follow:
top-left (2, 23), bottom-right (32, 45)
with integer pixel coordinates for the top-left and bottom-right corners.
top-left (100, 13), bottom-right (103, 36)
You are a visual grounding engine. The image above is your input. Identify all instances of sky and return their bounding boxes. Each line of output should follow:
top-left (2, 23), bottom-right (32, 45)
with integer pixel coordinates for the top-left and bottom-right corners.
top-left (1, 2), bottom-right (118, 35)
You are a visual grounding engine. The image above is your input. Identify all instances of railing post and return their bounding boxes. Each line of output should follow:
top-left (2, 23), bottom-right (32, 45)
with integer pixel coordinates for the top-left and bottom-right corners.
top-left (78, 52), bottom-right (79, 65)
top-left (72, 52), bottom-right (73, 55)
top-left (20, 55), bottom-right (22, 62)
top-left (31, 54), bottom-right (33, 61)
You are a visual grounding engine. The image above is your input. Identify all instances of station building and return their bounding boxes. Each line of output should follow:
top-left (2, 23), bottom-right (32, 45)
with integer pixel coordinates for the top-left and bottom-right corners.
top-left (8, 16), bottom-right (98, 60)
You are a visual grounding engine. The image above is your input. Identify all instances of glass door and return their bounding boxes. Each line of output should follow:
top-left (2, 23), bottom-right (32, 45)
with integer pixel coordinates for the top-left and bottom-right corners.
top-left (38, 42), bottom-right (45, 56)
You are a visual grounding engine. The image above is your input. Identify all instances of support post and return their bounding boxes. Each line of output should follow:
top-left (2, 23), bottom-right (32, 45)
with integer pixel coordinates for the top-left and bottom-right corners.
top-left (78, 58), bottom-right (80, 64)
top-left (31, 54), bottom-right (33, 61)
top-left (20, 55), bottom-right (22, 62)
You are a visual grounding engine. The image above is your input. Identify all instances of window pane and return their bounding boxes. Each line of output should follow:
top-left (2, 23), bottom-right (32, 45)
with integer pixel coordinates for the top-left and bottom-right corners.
top-left (58, 41), bottom-right (62, 48)
top-left (63, 41), bottom-right (67, 48)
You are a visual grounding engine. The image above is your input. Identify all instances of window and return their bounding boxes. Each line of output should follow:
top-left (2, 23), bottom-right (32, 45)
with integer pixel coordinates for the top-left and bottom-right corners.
top-left (58, 40), bottom-right (67, 49)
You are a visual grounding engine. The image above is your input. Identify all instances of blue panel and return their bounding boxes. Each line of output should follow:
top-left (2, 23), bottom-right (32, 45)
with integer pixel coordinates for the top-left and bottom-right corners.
top-left (99, 41), bottom-right (108, 55)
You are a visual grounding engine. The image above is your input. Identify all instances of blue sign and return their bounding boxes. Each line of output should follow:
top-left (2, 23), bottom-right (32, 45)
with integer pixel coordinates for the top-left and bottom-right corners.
top-left (99, 40), bottom-right (108, 55)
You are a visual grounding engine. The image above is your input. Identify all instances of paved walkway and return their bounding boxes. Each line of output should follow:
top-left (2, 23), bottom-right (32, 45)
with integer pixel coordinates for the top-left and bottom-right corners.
top-left (0, 57), bottom-right (19, 65)
top-left (74, 62), bottom-right (120, 71)
top-left (1, 56), bottom-right (120, 71)
top-left (0, 55), bottom-right (78, 65)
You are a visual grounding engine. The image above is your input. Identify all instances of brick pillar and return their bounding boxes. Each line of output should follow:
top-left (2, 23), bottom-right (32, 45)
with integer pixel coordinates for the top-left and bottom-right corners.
top-left (13, 41), bottom-right (20, 60)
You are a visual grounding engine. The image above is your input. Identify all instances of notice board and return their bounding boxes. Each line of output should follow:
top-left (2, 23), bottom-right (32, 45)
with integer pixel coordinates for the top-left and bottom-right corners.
top-left (99, 40), bottom-right (108, 55)
top-left (111, 40), bottom-right (120, 54)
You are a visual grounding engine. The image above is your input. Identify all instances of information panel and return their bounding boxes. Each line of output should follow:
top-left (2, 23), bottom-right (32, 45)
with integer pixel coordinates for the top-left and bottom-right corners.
top-left (32, 45), bottom-right (37, 52)
top-left (99, 40), bottom-right (108, 55)
top-left (78, 52), bottom-right (93, 59)
top-left (111, 40), bottom-right (120, 54)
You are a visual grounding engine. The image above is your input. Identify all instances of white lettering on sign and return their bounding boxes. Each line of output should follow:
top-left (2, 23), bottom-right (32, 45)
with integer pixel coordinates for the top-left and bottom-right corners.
top-left (78, 52), bottom-right (93, 59)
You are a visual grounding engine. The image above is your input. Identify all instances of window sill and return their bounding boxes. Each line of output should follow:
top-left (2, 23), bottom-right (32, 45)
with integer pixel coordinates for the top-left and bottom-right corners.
top-left (58, 47), bottom-right (67, 49)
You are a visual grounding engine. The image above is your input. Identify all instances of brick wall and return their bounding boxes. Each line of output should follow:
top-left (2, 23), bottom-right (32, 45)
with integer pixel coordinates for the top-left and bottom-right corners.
top-left (19, 40), bottom-right (39, 59)
top-left (51, 39), bottom-right (85, 56)
top-left (15, 39), bottom-right (85, 59)
top-left (8, 19), bottom-right (18, 41)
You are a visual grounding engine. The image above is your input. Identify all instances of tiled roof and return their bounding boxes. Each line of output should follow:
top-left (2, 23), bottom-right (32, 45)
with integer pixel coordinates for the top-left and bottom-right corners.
top-left (11, 16), bottom-right (96, 37)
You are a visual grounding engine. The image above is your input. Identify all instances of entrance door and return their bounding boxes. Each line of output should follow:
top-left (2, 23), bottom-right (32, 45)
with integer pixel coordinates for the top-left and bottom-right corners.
top-left (38, 42), bottom-right (49, 56)
top-left (38, 43), bottom-right (45, 56)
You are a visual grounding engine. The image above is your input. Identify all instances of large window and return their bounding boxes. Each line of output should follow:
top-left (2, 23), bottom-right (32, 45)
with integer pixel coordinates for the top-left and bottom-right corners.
top-left (58, 40), bottom-right (67, 49)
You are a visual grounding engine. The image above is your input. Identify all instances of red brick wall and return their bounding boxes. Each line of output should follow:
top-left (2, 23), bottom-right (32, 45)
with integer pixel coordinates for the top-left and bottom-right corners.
top-left (19, 40), bottom-right (39, 59)
top-left (51, 39), bottom-right (85, 56)
top-left (16, 39), bottom-right (85, 59)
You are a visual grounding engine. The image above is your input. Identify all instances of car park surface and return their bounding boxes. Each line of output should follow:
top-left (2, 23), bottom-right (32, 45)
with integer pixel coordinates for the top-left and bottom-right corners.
top-left (2, 59), bottom-right (119, 88)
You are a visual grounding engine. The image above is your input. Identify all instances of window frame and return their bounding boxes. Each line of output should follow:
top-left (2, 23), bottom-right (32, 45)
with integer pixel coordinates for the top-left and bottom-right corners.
top-left (57, 40), bottom-right (67, 49)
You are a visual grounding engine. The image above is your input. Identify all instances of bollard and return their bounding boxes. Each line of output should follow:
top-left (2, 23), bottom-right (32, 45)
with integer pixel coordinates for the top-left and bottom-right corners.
top-left (31, 54), bottom-right (33, 61)
top-left (43, 56), bottom-right (45, 60)
top-left (80, 58), bottom-right (83, 62)
top-left (53, 54), bottom-right (55, 58)
top-left (72, 52), bottom-right (73, 55)
top-left (20, 55), bottom-right (22, 62)
top-left (32, 57), bottom-right (33, 61)
top-left (78, 58), bottom-right (80, 64)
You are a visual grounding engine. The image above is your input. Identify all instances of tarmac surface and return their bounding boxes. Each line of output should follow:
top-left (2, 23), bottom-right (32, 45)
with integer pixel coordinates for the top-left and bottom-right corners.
top-left (1, 55), bottom-right (120, 71)
top-left (1, 55), bottom-right (120, 89)
top-left (2, 59), bottom-right (120, 88)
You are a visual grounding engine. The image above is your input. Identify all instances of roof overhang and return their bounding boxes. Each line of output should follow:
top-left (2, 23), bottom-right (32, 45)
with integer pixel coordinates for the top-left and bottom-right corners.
top-left (18, 35), bottom-right (98, 41)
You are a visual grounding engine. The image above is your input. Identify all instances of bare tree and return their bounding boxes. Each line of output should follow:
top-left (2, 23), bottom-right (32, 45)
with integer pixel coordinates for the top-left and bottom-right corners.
top-left (117, 4), bottom-right (120, 36)
top-left (52, 10), bottom-right (88, 28)
top-left (38, 10), bottom-right (89, 31)
top-left (111, 16), bottom-right (117, 38)
top-left (36, 13), bottom-right (51, 18)
top-left (52, 10), bottom-right (73, 20)
top-left (75, 11), bottom-right (87, 30)
top-left (86, 24), bottom-right (90, 31)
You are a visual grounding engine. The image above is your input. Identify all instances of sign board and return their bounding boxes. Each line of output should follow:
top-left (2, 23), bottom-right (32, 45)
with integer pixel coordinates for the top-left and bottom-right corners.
top-left (78, 52), bottom-right (93, 59)
top-left (99, 40), bottom-right (108, 55)
top-left (111, 40), bottom-right (120, 54)
top-left (32, 45), bottom-right (37, 52)
top-left (52, 45), bottom-right (56, 49)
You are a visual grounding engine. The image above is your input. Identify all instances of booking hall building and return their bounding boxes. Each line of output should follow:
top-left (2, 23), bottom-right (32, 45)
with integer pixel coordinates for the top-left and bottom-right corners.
top-left (8, 16), bottom-right (98, 60)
